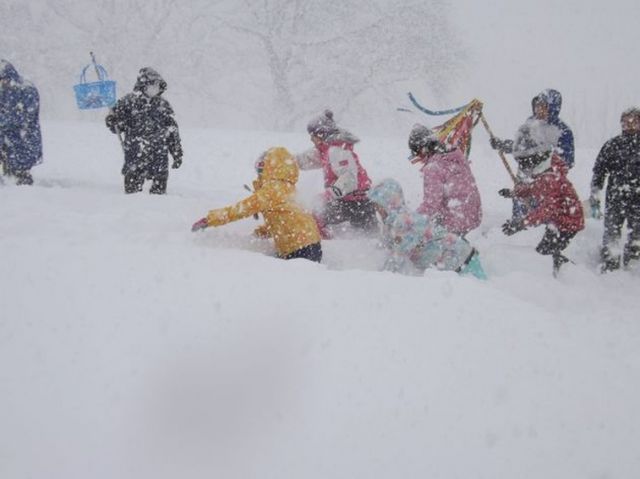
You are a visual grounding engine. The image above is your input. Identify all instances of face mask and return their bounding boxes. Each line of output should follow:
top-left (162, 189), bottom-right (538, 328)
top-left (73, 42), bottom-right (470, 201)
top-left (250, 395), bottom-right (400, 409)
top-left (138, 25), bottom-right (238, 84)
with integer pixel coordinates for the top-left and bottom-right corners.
top-left (144, 82), bottom-right (161, 97)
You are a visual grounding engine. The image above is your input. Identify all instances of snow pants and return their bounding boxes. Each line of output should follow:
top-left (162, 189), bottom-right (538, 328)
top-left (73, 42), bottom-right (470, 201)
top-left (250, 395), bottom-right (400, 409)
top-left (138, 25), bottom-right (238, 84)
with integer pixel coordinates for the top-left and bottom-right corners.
top-left (601, 197), bottom-right (640, 270)
top-left (320, 197), bottom-right (378, 233)
top-left (124, 171), bottom-right (168, 194)
top-left (280, 242), bottom-right (323, 263)
top-left (535, 227), bottom-right (577, 272)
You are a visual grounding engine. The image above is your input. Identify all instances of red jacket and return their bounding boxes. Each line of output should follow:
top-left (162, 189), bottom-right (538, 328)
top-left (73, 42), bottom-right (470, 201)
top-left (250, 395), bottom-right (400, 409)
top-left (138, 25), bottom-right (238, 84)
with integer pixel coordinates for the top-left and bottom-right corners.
top-left (514, 154), bottom-right (584, 233)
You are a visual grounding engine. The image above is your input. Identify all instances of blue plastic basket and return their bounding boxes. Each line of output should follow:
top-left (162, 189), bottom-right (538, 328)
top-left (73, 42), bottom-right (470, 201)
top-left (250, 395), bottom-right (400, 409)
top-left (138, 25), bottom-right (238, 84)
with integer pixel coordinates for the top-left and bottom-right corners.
top-left (73, 61), bottom-right (117, 110)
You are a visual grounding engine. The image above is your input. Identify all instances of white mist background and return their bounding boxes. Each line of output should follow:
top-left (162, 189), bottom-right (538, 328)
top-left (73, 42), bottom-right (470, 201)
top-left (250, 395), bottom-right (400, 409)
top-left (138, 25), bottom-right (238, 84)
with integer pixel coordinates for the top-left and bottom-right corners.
top-left (1, 0), bottom-right (638, 146)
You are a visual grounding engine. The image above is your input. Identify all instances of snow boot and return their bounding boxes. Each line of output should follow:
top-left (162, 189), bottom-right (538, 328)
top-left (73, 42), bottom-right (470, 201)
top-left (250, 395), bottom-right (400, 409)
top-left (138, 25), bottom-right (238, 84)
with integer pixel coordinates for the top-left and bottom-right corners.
top-left (552, 253), bottom-right (570, 277)
top-left (14, 170), bottom-right (33, 186)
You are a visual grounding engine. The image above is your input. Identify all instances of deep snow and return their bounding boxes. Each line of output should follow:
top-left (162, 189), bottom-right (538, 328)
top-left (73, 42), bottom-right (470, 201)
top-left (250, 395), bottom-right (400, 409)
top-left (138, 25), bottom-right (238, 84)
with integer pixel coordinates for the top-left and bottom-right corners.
top-left (2, 121), bottom-right (640, 479)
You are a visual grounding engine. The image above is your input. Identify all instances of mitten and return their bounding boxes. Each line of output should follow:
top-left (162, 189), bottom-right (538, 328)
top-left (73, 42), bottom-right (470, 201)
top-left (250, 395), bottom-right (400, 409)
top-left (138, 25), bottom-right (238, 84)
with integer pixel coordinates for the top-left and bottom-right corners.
top-left (490, 136), bottom-right (504, 151)
top-left (502, 219), bottom-right (524, 236)
top-left (172, 156), bottom-right (182, 169)
top-left (498, 188), bottom-right (513, 198)
top-left (191, 217), bottom-right (209, 232)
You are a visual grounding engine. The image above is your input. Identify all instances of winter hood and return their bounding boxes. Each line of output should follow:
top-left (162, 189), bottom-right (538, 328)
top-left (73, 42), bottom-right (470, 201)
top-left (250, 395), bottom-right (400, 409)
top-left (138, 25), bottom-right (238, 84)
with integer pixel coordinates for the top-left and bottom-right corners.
top-left (259, 147), bottom-right (299, 184)
top-left (0, 60), bottom-right (21, 82)
top-left (133, 67), bottom-right (167, 94)
top-left (532, 89), bottom-right (563, 122)
top-left (368, 178), bottom-right (406, 214)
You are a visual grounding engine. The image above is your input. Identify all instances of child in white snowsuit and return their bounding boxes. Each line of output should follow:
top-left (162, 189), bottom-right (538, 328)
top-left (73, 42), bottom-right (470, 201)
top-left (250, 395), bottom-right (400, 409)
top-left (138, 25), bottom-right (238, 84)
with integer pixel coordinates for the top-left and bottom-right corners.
top-left (368, 178), bottom-right (486, 279)
top-left (295, 110), bottom-right (377, 238)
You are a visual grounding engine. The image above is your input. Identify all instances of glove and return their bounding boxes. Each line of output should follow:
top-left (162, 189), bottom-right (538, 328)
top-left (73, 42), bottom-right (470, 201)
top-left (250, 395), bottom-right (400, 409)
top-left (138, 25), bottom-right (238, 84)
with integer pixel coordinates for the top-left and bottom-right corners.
top-left (172, 156), bottom-right (182, 169)
top-left (105, 111), bottom-right (124, 134)
top-left (502, 219), bottom-right (524, 236)
top-left (498, 188), bottom-right (513, 198)
top-left (588, 195), bottom-right (602, 219)
top-left (490, 136), bottom-right (504, 151)
top-left (191, 217), bottom-right (209, 232)
top-left (254, 225), bottom-right (270, 238)
top-left (105, 114), bottom-right (117, 133)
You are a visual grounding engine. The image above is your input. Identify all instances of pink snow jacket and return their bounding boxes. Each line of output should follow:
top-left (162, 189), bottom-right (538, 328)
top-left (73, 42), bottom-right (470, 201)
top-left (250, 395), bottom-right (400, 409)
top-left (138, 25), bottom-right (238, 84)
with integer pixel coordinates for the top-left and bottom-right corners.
top-left (295, 129), bottom-right (372, 201)
top-left (416, 148), bottom-right (482, 235)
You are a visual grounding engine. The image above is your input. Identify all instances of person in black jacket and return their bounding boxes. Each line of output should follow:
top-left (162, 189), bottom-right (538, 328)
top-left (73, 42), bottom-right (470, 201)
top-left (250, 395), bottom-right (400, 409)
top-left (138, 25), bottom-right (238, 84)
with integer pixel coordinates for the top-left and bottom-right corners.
top-left (105, 67), bottom-right (182, 194)
top-left (589, 107), bottom-right (640, 272)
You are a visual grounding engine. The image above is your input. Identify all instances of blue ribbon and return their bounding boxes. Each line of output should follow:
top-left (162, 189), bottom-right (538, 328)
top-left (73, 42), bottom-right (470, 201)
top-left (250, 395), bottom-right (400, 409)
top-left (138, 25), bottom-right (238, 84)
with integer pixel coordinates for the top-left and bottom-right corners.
top-left (408, 92), bottom-right (468, 116)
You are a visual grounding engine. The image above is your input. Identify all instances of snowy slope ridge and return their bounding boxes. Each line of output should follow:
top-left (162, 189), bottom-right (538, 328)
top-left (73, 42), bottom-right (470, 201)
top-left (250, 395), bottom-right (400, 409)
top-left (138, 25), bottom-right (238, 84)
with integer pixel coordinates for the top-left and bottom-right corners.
top-left (2, 122), bottom-right (640, 479)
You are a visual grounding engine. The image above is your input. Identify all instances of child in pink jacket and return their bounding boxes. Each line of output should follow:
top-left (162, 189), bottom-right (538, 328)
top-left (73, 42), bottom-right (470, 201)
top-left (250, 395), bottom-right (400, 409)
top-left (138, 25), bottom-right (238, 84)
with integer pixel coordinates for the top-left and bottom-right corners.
top-left (408, 124), bottom-right (482, 236)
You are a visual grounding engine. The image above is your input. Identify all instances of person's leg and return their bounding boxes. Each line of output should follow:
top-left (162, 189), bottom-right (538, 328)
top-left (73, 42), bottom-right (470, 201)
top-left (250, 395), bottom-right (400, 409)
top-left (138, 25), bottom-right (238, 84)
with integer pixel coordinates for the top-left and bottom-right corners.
top-left (124, 171), bottom-right (144, 193)
top-left (321, 199), bottom-right (348, 225)
top-left (512, 198), bottom-right (528, 221)
top-left (601, 201), bottom-right (625, 271)
top-left (313, 199), bottom-right (348, 239)
top-left (623, 200), bottom-right (640, 268)
top-left (281, 243), bottom-right (323, 263)
top-left (14, 170), bottom-right (33, 185)
top-left (535, 227), bottom-right (576, 275)
top-left (346, 198), bottom-right (379, 233)
top-left (459, 251), bottom-right (487, 280)
top-left (149, 173), bottom-right (168, 195)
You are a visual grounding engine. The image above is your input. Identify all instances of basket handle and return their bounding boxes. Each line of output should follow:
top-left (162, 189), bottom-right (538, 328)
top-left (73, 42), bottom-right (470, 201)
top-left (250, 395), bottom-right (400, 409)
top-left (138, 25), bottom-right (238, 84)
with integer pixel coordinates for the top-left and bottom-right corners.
top-left (78, 52), bottom-right (110, 83)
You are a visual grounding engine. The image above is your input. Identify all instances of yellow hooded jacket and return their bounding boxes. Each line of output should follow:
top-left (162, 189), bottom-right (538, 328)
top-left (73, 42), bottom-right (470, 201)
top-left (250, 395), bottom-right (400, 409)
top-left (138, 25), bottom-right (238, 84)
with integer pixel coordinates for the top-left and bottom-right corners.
top-left (205, 147), bottom-right (321, 256)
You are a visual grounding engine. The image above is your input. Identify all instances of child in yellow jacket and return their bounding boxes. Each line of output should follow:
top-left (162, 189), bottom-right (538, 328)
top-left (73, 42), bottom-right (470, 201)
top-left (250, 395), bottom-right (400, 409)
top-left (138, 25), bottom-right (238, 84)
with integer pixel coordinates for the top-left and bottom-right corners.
top-left (191, 147), bottom-right (322, 262)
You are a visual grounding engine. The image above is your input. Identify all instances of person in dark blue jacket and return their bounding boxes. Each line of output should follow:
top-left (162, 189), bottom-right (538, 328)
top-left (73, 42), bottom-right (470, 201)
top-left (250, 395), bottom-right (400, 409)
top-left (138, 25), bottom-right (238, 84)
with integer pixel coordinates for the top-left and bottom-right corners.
top-left (530, 89), bottom-right (574, 168)
top-left (0, 60), bottom-right (43, 185)
top-left (491, 88), bottom-right (574, 168)
top-left (490, 88), bottom-right (575, 219)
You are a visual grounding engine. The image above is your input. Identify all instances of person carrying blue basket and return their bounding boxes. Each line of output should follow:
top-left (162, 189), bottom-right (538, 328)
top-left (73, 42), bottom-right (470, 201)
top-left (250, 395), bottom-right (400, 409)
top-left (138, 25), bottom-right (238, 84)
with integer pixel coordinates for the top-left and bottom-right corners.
top-left (0, 60), bottom-right (43, 185)
top-left (105, 67), bottom-right (183, 194)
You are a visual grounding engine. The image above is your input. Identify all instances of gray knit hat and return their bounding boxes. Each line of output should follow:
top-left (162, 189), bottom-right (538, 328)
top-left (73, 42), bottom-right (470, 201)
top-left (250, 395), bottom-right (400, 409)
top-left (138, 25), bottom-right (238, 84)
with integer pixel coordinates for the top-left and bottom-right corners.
top-left (307, 109), bottom-right (339, 139)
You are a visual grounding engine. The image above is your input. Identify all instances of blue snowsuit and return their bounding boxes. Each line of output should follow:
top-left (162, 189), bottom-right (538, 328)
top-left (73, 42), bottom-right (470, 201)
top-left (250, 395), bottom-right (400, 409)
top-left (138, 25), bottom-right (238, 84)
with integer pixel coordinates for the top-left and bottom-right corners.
top-left (0, 60), bottom-right (43, 175)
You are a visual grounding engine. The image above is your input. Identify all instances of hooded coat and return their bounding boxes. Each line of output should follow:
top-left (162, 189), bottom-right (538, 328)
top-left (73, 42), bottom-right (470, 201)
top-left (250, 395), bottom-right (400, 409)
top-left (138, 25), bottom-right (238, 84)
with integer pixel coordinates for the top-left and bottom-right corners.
top-left (591, 130), bottom-right (640, 208)
top-left (368, 179), bottom-right (476, 274)
top-left (205, 147), bottom-right (321, 257)
top-left (531, 89), bottom-right (574, 168)
top-left (0, 60), bottom-right (43, 172)
top-left (416, 147), bottom-right (482, 235)
top-left (498, 89), bottom-right (575, 169)
top-left (513, 153), bottom-right (584, 233)
top-left (105, 68), bottom-right (182, 178)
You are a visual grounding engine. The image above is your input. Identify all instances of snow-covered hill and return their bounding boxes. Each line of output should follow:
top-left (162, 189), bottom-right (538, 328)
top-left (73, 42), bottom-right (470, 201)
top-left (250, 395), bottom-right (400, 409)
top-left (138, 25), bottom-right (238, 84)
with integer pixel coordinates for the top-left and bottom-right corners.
top-left (1, 121), bottom-right (640, 479)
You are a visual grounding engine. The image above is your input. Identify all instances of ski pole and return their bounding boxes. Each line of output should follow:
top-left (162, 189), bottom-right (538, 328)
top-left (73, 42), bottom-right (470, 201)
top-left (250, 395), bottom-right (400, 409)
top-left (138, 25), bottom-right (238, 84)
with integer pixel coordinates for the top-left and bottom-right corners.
top-left (478, 112), bottom-right (517, 183)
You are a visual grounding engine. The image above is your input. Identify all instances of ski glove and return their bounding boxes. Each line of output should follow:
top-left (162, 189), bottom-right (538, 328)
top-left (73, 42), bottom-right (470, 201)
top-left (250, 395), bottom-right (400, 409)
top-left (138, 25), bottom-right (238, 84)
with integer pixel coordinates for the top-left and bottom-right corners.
top-left (498, 188), bottom-right (513, 198)
top-left (588, 195), bottom-right (603, 219)
top-left (172, 156), bottom-right (182, 169)
top-left (502, 219), bottom-right (525, 236)
top-left (490, 136), bottom-right (504, 151)
top-left (490, 136), bottom-right (514, 153)
top-left (191, 217), bottom-right (209, 232)
top-left (105, 112), bottom-right (124, 134)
